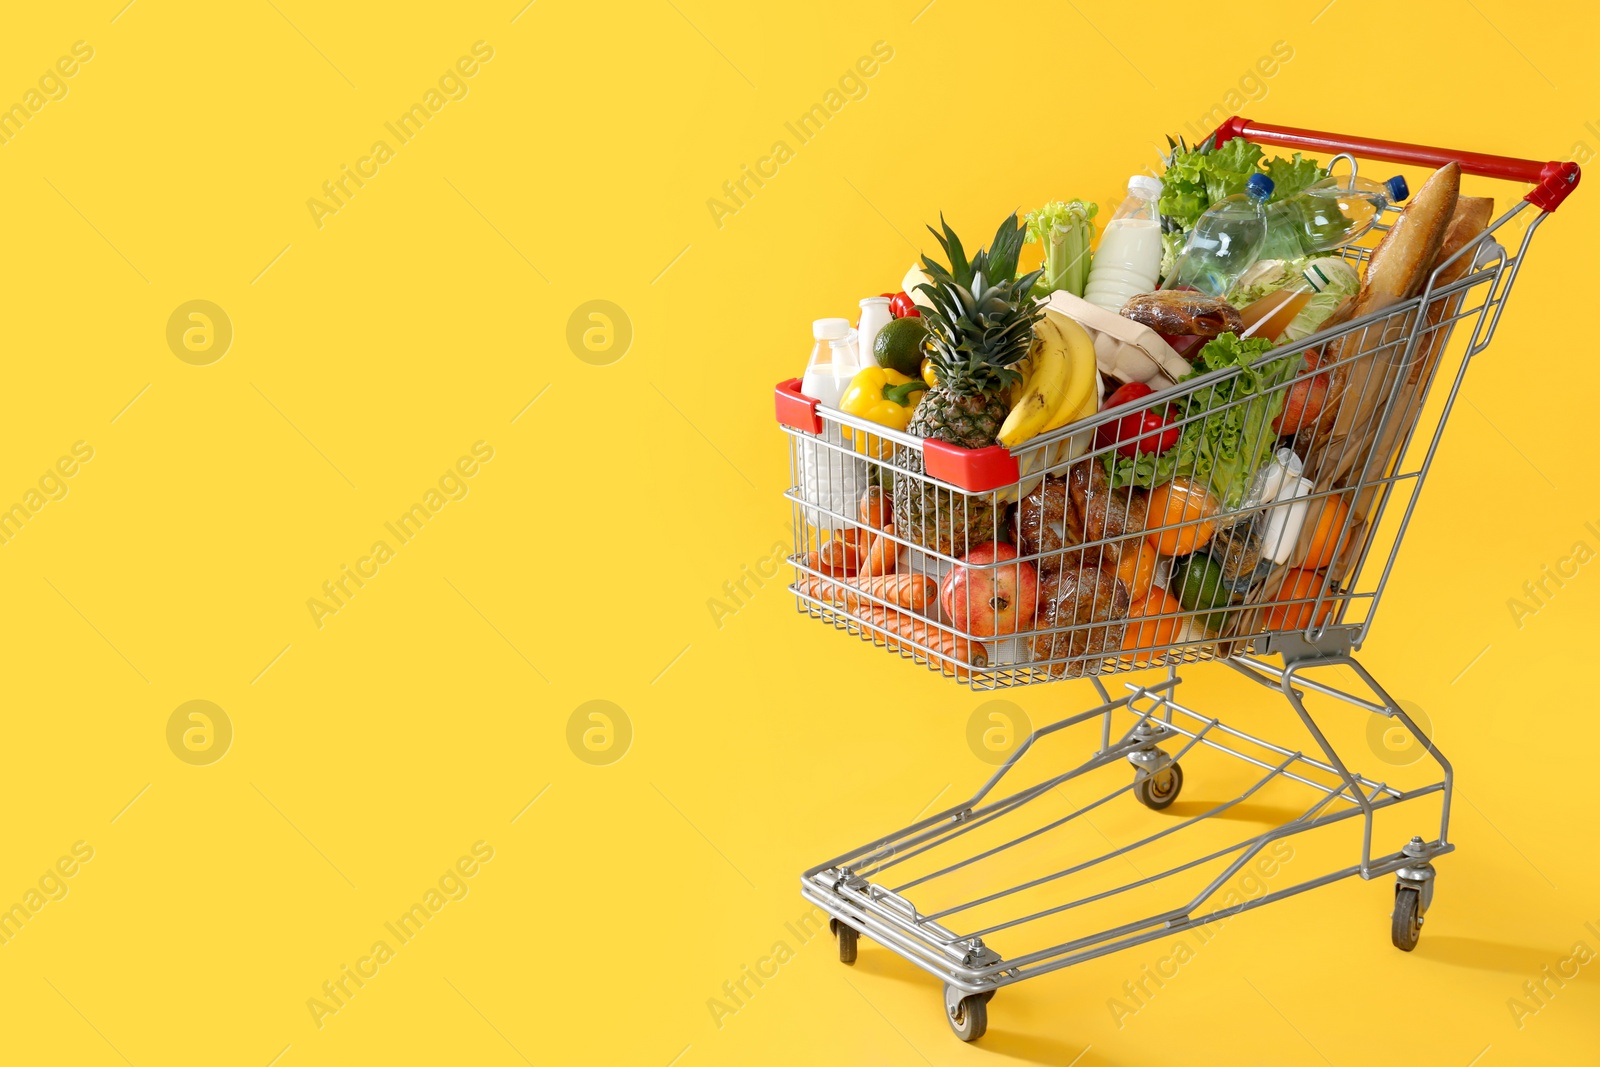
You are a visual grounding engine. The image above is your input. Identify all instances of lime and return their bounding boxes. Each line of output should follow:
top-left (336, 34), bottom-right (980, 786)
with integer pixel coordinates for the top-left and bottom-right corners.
top-left (874, 316), bottom-right (928, 377)
top-left (1171, 554), bottom-right (1235, 633)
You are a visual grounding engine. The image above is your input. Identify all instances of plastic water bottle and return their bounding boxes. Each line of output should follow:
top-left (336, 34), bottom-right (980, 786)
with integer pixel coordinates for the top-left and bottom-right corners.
top-left (1260, 174), bottom-right (1409, 260)
top-left (1083, 176), bottom-right (1164, 313)
top-left (1164, 173), bottom-right (1274, 298)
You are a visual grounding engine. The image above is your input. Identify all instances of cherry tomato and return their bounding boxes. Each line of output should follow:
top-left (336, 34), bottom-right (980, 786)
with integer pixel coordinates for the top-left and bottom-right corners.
top-left (1096, 382), bottom-right (1179, 458)
top-left (888, 291), bottom-right (920, 319)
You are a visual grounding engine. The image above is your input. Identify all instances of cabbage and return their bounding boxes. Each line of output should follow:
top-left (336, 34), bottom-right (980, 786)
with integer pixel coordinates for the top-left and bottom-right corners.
top-left (1283, 258), bottom-right (1359, 342)
top-left (1228, 259), bottom-right (1297, 308)
top-left (1225, 256), bottom-right (1360, 341)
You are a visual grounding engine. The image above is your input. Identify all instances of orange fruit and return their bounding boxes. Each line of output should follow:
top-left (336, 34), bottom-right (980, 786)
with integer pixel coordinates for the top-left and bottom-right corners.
top-left (1121, 589), bottom-right (1185, 664)
top-left (1116, 540), bottom-right (1160, 602)
top-left (1145, 479), bottom-right (1219, 556)
top-left (1302, 494), bottom-right (1352, 571)
top-left (1263, 568), bottom-right (1336, 632)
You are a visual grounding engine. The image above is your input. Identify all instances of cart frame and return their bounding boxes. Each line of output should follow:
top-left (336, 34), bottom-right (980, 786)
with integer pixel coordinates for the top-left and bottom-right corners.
top-left (781, 117), bottom-right (1577, 1041)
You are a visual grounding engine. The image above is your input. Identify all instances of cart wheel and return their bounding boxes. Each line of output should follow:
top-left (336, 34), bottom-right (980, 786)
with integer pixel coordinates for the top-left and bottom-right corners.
top-left (946, 990), bottom-right (988, 1042)
top-left (1392, 884), bottom-right (1422, 951)
top-left (1134, 762), bottom-right (1183, 810)
top-left (835, 922), bottom-right (858, 965)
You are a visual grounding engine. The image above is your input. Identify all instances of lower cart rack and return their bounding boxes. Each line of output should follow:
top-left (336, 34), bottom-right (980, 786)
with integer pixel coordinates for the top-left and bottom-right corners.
top-left (803, 656), bottom-right (1451, 1041)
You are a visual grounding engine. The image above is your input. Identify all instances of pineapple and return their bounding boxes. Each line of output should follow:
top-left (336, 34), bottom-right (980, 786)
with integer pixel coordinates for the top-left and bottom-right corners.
top-left (893, 214), bottom-right (1045, 556)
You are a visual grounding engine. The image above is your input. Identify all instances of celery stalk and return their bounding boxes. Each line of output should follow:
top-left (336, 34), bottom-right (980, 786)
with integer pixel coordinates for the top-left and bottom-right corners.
top-left (1026, 200), bottom-right (1098, 299)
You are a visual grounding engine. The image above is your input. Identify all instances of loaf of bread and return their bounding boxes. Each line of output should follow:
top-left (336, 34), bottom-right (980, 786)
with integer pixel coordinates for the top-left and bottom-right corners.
top-left (1120, 290), bottom-right (1244, 339)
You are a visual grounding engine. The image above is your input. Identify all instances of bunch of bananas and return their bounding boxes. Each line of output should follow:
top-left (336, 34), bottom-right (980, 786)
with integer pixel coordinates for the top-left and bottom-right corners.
top-left (997, 313), bottom-right (1099, 448)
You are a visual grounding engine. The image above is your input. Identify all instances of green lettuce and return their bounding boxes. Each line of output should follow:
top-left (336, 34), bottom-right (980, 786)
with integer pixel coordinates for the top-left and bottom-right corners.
top-left (1159, 135), bottom-right (1265, 234)
top-left (1160, 137), bottom-right (1332, 282)
top-left (1105, 333), bottom-right (1301, 510)
top-left (1263, 152), bottom-right (1328, 200)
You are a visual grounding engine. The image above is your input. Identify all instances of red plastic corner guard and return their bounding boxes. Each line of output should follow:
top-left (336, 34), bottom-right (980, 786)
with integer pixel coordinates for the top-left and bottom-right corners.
top-left (774, 378), bottom-right (821, 434)
top-left (1528, 160), bottom-right (1582, 213)
top-left (773, 378), bottom-right (1018, 493)
top-left (1209, 115), bottom-right (1580, 213)
top-left (922, 439), bottom-right (1019, 494)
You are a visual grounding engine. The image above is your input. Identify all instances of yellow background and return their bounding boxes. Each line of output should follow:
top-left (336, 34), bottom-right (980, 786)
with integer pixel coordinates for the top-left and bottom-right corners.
top-left (1, 0), bottom-right (1596, 1063)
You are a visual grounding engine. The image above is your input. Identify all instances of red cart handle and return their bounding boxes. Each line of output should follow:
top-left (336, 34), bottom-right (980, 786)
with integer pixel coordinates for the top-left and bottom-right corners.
top-left (1210, 116), bottom-right (1580, 213)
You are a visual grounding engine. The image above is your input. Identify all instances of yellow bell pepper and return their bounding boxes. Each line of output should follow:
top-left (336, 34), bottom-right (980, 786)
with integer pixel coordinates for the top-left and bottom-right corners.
top-left (921, 358), bottom-right (938, 389)
top-left (840, 366), bottom-right (927, 458)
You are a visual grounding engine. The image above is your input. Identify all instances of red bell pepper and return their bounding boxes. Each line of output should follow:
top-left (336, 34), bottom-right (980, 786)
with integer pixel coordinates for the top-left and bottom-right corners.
top-left (887, 291), bottom-right (920, 319)
top-left (1096, 382), bottom-right (1180, 459)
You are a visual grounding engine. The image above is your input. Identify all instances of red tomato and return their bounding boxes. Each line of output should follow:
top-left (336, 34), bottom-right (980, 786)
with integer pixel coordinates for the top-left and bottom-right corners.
top-left (888, 291), bottom-right (920, 319)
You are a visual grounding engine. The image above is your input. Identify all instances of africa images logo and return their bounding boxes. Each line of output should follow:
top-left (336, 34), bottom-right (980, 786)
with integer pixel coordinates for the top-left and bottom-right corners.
top-left (306, 41), bottom-right (495, 230)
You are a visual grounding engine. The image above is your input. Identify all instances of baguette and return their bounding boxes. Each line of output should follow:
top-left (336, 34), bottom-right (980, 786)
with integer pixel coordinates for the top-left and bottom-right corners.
top-left (1302, 163), bottom-right (1461, 491)
top-left (1329, 196), bottom-right (1496, 562)
top-left (1360, 162), bottom-right (1462, 306)
top-left (1406, 196), bottom-right (1495, 390)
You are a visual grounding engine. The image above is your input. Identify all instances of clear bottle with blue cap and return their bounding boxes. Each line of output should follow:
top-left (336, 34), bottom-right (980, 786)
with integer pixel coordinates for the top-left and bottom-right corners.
top-left (1163, 172), bottom-right (1276, 299)
top-left (1259, 166), bottom-right (1410, 261)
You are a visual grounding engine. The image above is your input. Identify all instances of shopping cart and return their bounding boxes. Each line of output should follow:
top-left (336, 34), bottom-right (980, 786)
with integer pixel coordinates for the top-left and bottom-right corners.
top-left (773, 117), bottom-right (1578, 1041)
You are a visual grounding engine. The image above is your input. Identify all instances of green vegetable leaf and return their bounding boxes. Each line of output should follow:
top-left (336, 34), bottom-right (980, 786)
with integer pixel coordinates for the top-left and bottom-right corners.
top-left (1263, 152), bottom-right (1329, 201)
top-left (1158, 137), bottom-right (1331, 284)
top-left (1202, 137), bottom-right (1265, 204)
top-left (1104, 333), bottom-right (1299, 510)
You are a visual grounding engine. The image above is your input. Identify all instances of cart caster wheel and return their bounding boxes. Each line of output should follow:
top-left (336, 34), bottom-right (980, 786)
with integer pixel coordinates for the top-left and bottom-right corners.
top-left (944, 987), bottom-right (988, 1042)
top-left (1134, 762), bottom-right (1183, 810)
top-left (832, 921), bottom-right (858, 965)
top-left (1392, 884), bottom-right (1422, 951)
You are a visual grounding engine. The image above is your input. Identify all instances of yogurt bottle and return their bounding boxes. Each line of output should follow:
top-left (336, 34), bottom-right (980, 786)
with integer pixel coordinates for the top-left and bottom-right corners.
top-left (799, 318), bottom-right (869, 530)
top-left (857, 296), bottom-right (893, 372)
top-left (1083, 176), bottom-right (1164, 313)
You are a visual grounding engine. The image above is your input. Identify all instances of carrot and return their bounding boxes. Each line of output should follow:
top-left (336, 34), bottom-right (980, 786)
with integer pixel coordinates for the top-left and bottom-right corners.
top-left (859, 486), bottom-right (891, 530)
top-left (860, 524), bottom-right (899, 578)
top-left (849, 573), bottom-right (936, 611)
top-left (854, 605), bottom-right (988, 679)
top-left (796, 576), bottom-right (846, 607)
top-left (808, 535), bottom-right (861, 577)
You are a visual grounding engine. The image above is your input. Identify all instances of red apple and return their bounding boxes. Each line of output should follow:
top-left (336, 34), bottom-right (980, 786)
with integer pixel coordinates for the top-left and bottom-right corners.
top-left (940, 542), bottom-right (1038, 637)
top-left (1273, 349), bottom-right (1333, 435)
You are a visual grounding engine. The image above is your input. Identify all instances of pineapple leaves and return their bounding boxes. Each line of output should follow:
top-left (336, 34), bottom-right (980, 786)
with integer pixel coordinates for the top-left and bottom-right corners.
top-left (922, 214), bottom-right (970, 288)
top-left (982, 212), bottom-right (1028, 286)
top-left (912, 210), bottom-right (1046, 401)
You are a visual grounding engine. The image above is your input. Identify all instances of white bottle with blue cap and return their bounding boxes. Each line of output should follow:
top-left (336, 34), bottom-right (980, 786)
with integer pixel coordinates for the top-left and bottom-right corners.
top-left (1163, 172), bottom-right (1276, 299)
